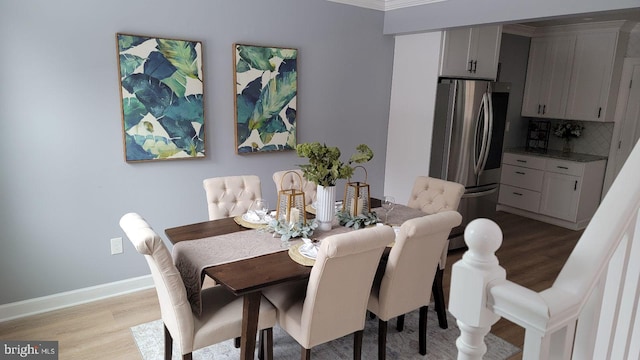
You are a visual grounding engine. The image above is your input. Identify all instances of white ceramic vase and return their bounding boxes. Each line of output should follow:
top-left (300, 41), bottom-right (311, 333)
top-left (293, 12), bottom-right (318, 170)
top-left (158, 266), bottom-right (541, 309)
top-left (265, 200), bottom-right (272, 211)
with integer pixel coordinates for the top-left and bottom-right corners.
top-left (315, 184), bottom-right (336, 231)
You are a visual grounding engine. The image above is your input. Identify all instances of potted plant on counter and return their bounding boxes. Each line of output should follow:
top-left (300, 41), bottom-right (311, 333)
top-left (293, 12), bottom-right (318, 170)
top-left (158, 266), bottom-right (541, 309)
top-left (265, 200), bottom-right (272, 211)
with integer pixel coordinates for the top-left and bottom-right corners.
top-left (296, 142), bottom-right (373, 230)
top-left (553, 121), bottom-right (584, 155)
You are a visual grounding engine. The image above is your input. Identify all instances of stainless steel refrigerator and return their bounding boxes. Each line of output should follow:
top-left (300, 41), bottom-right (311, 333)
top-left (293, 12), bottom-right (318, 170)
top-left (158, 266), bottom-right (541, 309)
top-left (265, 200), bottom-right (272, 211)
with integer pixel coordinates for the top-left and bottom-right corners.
top-left (429, 79), bottom-right (510, 249)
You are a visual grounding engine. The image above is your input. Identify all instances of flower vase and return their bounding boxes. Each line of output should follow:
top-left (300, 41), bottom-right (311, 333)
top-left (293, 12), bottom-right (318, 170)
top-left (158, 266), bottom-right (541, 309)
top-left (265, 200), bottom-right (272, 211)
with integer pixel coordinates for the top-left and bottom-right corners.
top-left (315, 185), bottom-right (336, 231)
top-left (562, 139), bottom-right (572, 156)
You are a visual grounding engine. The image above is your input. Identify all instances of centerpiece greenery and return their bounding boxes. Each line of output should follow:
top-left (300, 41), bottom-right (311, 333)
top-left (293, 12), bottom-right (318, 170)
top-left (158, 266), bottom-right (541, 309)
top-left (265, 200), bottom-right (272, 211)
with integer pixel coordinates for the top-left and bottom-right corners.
top-left (267, 218), bottom-right (318, 242)
top-left (296, 143), bottom-right (374, 186)
top-left (336, 210), bottom-right (380, 229)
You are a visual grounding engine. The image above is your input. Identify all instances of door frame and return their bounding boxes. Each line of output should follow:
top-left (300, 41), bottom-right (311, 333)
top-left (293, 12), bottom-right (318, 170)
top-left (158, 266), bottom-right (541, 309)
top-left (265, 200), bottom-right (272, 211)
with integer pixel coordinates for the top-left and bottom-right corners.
top-left (602, 57), bottom-right (640, 197)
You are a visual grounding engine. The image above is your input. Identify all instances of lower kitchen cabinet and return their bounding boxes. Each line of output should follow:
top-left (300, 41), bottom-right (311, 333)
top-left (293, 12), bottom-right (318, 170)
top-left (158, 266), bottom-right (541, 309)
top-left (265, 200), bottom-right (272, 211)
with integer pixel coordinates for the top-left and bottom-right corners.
top-left (497, 151), bottom-right (606, 230)
top-left (539, 171), bottom-right (580, 221)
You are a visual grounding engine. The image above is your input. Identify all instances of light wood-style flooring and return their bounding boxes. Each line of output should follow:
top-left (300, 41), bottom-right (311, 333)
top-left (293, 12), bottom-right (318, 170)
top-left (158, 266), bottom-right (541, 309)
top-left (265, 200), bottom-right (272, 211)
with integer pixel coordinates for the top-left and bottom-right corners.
top-left (0, 211), bottom-right (581, 359)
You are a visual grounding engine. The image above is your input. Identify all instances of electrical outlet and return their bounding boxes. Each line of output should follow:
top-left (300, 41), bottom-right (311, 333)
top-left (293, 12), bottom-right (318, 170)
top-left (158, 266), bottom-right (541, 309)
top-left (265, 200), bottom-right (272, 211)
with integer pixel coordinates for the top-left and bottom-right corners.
top-left (110, 237), bottom-right (123, 255)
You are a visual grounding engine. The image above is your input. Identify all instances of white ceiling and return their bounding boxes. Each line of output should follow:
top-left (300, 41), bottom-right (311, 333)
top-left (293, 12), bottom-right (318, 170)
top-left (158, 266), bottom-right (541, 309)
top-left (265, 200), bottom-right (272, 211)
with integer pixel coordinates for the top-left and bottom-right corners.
top-left (329, 0), bottom-right (640, 28)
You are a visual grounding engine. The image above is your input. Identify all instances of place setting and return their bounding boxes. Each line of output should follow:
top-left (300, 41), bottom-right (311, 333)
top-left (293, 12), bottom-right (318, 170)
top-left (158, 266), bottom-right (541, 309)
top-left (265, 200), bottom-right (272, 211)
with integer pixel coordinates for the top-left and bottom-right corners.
top-left (234, 199), bottom-right (272, 229)
top-left (288, 237), bottom-right (319, 266)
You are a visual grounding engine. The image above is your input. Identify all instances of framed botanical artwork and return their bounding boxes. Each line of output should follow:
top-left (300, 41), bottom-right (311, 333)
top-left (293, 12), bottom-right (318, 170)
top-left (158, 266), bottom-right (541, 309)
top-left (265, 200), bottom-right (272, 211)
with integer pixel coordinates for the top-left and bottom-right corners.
top-left (233, 43), bottom-right (298, 154)
top-left (116, 33), bottom-right (205, 162)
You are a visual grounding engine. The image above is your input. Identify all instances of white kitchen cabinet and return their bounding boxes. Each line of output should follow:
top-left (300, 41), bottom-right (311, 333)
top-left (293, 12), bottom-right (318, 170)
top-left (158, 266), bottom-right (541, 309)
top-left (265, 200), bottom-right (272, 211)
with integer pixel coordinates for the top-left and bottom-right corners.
top-left (497, 151), bottom-right (607, 230)
top-left (440, 25), bottom-right (502, 80)
top-left (539, 171), bottom-right (581, 221)
top-left (564, 30), bottom-right (626, 122)
top-left (521, 21), bottom-right (631, 122)
top-left (521, 35), bottom-right (575, 118)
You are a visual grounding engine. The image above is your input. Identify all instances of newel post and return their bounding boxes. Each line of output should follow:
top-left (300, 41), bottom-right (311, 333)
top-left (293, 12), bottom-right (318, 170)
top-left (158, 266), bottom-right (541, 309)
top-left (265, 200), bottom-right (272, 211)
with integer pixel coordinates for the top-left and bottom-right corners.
top-left (449, 219), bottom-right (506, 360)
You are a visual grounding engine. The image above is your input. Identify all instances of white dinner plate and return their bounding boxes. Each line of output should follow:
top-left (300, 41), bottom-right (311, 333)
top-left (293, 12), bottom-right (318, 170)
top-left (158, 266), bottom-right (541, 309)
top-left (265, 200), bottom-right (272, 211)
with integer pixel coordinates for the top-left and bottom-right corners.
top-left (241, 213), bottom-right (268, 225)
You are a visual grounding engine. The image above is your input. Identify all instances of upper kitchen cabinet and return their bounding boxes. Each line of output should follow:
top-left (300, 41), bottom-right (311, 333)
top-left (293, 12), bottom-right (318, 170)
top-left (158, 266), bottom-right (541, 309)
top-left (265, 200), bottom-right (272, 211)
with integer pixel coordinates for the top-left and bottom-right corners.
top-left (440, 25), bottom-right (502, 80)
top-left (565, 28), bottom-right (629, 122)
top-left (521, 35), bottom-right (575, 118)
top-left (521, 21), bottom-right (632, 122)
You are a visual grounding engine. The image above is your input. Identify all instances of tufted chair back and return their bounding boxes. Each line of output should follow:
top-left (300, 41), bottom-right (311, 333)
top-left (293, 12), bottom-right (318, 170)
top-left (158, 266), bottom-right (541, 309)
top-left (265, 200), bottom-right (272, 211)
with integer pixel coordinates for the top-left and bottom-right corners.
top-left (404, 176), bottom-right (465, 330)
top-left (119, 213), bottom-right (195, 353)
top-left (367, 211), bottom-right (462, 358)
top-left (406, 176), bottom-right (464, 267)
top-left (203, 175), bottom-right (262, 220)
top-left (272, 169), bottom-right (317, 206)
top-left (406, 176), bottom-right (465, 215)
top-left (263, 226), bottom-right (395, 358)
top-left (120, 212), bottom-right (277, 358)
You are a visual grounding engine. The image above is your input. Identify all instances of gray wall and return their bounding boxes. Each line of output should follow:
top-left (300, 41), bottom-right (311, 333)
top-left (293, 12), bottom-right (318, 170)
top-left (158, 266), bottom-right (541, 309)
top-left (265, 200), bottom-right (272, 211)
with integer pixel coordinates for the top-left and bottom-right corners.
top-left (0, 0), bottom-right (394, 304)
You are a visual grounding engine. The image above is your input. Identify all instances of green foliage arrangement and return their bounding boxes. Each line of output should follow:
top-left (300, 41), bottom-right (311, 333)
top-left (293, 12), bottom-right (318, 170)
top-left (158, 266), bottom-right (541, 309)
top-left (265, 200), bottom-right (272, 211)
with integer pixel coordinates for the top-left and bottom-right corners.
top-left (553, 121), bottom-right (584, 139)
top-left (296, 143), bottom-right (374, 187)
top-left (267, 218), bottom-right (318, 242)
top-left (336, 210), bottom-right (380, 230)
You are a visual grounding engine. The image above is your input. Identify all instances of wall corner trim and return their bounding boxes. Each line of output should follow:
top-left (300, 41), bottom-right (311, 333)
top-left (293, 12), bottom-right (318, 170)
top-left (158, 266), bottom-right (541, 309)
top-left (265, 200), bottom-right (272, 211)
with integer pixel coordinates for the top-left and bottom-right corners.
top-left (0, 275), bottom-right (154, 322)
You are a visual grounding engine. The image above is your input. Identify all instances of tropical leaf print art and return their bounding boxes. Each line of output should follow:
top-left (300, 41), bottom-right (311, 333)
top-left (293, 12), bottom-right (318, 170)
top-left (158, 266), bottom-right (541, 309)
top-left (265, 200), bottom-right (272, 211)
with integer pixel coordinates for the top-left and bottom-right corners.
top-left (234, 44), bottom-right (297, 153)
top-left (117, 33), bottom-right (205, 161)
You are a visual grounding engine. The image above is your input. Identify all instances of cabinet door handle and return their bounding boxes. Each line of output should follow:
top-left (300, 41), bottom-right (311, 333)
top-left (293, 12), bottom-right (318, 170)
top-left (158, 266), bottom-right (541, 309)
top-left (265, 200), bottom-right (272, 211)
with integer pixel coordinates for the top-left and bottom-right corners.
top-left (515, 171), bottom-right (525, 175)
top-left (472, 60), bottom-right (477, 73)
top-left (513, 192), bottom-right (523, 196)
top-left (542, 104), bottom-right (546, 114)
top-left (468, 60), bottom-right (473, 72)
top-left (537, 104), bottom-right (541, 114)
top-left (574, 180), bottom-right (578, 191)
top-left (598, 107), bottom-right (602, 118)
top-left (557, 166), bottom-right (569, 170)
top-left (516, 159), bottom-right (527, 163)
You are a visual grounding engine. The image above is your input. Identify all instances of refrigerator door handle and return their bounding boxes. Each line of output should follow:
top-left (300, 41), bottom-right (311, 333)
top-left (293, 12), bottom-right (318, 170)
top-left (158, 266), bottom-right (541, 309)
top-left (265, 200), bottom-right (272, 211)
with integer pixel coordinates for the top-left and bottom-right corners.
top-left (478, 90), bottom-right (494, 177)
top-left (473, 93), bottom-right (490, 177)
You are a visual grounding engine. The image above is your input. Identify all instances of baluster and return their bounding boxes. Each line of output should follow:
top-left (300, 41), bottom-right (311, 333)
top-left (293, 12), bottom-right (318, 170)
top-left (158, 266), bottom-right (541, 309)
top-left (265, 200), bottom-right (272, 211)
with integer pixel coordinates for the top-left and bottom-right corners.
top-left (449, 219), bottom-right (506, 360)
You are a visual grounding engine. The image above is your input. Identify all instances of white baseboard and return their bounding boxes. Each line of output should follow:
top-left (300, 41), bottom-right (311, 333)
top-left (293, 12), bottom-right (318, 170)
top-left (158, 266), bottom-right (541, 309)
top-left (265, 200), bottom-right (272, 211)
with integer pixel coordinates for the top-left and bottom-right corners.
top-left (0, 275), bottom-right (154, 322)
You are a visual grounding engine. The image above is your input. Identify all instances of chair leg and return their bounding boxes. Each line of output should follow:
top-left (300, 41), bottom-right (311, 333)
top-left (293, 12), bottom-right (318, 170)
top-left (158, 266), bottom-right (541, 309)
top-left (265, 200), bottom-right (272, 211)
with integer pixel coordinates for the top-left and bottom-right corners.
top-left (258, 328), bottom-right (273, 360)
top-left (378, 319), bottom-right (388, 360)
top-left (301, 346), bottom-right (311, 360)
top-left (164, 324), bottom-right (173, 360)
top-left (419, 306), bottom-right (428, 355)
top-left (354, 330), bottom-right (363, 360)
top-left (235, 336), bottom-right (241, 348)
top-left (396, 314), bottom-right (405, 332)
top-left (432, 267), bottom-right (448, 329)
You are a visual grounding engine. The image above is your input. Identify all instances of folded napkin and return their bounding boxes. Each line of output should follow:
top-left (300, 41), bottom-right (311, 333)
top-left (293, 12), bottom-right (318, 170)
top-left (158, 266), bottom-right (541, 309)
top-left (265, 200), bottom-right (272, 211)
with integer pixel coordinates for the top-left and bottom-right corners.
top-left (244, 210), bottom-right (261, 223)
top-left (299, 243), bottom-right (318, 259)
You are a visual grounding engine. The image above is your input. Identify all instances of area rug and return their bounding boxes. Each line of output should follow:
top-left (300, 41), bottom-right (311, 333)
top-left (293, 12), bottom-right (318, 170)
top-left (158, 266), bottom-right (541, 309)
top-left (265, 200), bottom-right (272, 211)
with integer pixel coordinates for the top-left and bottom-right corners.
top-left (132, 308), bottom-right (520, 359)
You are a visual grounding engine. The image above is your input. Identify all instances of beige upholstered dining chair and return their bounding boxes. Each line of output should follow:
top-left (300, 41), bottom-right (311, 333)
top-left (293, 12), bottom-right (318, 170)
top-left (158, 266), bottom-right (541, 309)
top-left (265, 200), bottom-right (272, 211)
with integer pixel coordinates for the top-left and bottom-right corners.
top-left (406, 176), bottom-right (465, 329)
top-left (120, 213), bottom-right (277, 360)
top-left (263, 226), bottom-right (395, 360)
top-left (203, 175), bottom-right (262, 220)
top-left (272, 169), bottom-right (317, 206)
top-left (368, 211), bottom-right (462, 359)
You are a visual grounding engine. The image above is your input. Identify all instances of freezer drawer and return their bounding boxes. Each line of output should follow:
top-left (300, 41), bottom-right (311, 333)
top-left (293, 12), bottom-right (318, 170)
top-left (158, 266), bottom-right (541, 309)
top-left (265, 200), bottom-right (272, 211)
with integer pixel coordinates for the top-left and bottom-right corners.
top-left (500, 164), bottom-right (544, 191)
top-left (498, 184), bottom-right (541, 213)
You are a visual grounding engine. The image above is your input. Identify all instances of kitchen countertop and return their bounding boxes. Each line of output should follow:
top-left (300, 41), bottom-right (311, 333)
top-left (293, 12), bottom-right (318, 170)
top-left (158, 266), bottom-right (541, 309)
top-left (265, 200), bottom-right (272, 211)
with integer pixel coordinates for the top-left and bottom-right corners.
top-left (505, 147), bottom-right (608, 162)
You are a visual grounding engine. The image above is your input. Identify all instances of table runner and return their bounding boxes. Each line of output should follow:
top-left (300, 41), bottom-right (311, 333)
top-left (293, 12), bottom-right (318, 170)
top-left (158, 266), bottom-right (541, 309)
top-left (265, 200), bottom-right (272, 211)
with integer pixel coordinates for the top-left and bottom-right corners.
top-left (173, 204), bottom-right (427, 314)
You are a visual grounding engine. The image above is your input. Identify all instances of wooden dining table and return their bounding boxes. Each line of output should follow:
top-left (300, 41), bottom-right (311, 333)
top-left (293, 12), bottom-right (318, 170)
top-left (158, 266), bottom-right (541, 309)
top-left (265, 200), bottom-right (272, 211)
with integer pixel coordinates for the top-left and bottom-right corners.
top-left (164, 198), bottom-right (418, 360)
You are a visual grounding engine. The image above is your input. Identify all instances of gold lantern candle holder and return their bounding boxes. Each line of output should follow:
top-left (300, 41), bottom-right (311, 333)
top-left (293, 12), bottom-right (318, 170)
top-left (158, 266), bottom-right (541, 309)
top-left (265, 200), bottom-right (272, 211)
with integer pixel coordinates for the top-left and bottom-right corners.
top-left (343, 166), bottom-right (371, 217)
top-left (276, 171), bottom-right (307, 226)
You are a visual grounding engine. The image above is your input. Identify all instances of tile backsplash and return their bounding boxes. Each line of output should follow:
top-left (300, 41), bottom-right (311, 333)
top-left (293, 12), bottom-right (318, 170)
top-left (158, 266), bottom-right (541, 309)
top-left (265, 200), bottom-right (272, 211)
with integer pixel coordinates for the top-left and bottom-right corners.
top-left (546, 119), bottom-right (614, 157)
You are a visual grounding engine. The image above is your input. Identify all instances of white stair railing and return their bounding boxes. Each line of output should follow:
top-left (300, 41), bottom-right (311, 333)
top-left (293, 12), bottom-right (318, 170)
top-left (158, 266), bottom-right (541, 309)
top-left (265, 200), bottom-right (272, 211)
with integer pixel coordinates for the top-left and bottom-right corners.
top-left (449, 141), bottom-right (640, 360)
